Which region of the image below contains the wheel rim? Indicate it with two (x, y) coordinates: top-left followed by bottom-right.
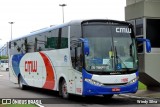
(62, 81), (68, 98)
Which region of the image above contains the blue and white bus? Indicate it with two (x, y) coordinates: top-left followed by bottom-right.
(9, 19), (151, 98)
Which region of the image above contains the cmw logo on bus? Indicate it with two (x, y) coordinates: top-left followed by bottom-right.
(116, 28), (131, 33)
(25, 61), (37, 72)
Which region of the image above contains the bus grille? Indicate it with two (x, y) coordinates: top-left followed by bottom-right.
(103, 83), (128, 86)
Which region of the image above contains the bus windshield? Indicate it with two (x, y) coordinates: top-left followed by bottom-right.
(82, 23), (138, 74)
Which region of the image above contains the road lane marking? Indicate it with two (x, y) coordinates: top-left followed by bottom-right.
(35, 103), (44, 107)
(0, 74), (3, 77)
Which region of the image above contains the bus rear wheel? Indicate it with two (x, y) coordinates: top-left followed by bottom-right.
(103, 94), (114, 99)
(18, 76), (26, 90)
(60, 80), (69, 99)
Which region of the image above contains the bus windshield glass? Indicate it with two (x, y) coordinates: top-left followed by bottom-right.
(82, 23), (138, 74)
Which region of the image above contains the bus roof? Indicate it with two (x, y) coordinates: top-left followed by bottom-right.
(10, 19), (131, 42)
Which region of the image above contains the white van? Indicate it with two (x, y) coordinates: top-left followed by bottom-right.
(0, 59), (9, 71)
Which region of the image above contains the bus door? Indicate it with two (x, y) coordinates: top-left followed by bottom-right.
(74, 70), (82, 95)
(68, 68), (75, 94)
(70, 43), (83, 95)
(70, 67), (82, 95)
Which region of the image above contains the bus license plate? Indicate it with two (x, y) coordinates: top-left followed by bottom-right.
(112, 88), (120, 92)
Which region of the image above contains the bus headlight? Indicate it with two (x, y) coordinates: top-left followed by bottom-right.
(128, 77), (139, 84)
(85, 78), (103, 86)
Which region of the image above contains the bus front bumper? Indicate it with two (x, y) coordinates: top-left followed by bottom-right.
(82, 80), (138, 96)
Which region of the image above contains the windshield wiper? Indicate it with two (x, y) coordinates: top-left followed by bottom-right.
(114, 46), (130, 72)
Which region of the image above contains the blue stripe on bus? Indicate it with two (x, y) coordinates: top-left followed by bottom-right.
(12, 54), (28, 85)
(82, 68), (92, 79)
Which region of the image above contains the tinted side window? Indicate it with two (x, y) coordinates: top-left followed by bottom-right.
(35, 29), (59, 51)
(70, 25), (83, 71)
(10, 38), (26, 55)
(10, 27), (68, 54)
(61, 27), (68, 49)
(45, 29), (59, 50)
(26, 36), (36, 53)
(147, 19), (160, 48)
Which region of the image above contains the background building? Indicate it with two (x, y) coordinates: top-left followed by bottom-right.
(0, 43), (8, 57)
(125, 0), (160, 89)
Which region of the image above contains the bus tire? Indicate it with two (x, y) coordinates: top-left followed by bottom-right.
(60, 79), (69, 99)
(103, 94), (114, 99)
(18, 75), (25, 90)
(6, 68), (9, 71)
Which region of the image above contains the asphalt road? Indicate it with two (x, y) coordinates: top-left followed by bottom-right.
(0, 71), (160, 107)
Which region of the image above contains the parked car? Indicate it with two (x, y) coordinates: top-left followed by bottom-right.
(0, 59), (9, 71)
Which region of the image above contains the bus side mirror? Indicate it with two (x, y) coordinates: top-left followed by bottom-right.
(79, 38), (89, 55)
(146, 40), (151, 53)
(136, 38), (151, 53)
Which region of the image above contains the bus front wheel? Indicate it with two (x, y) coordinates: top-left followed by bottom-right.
(60, 80), (69, 99)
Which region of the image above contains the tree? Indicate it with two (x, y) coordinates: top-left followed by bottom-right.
(0, 56), (8, 59)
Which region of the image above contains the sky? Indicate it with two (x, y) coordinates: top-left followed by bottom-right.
(0, 0), (126, 47)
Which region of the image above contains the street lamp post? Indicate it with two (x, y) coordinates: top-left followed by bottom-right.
(0, 39), (1, 57)
(8, 22), (14, 41)
(59, 4), (67, 23)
